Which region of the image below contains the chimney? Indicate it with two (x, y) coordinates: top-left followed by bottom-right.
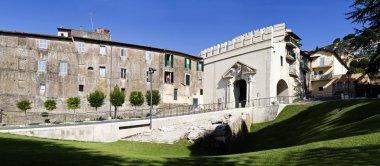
(95, 28), (110, 36)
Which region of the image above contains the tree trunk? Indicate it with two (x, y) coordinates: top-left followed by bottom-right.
(114, 106), (117, 119)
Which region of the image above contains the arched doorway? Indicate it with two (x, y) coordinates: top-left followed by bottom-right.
(277, 79), (289, 103)
(234, 79), (247, 108)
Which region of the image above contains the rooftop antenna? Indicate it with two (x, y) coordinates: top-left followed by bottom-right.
(89, 12), (94, 31)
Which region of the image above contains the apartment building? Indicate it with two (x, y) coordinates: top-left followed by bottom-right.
(0, 27), (204, 112)
(309, 49), (349, 97)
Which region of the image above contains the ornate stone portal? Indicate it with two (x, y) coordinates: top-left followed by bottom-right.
(222, 62), (256, 108)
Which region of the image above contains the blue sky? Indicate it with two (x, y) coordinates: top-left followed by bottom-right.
(0, 0), (359, 55)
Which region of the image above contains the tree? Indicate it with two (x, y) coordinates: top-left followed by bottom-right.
(16, 99), (31, 112)
(145, 90), (161, 106)
(44, 99), (57, 111)
(347, 0), (380, 75)
(16, 99), (31, 124)
(66, 97), (80, 113)
(342, 34), (356, 41)
(110, 85), (125, 119)
(333, 38), (341, 44)
(87, 90), (106, 111)
(129, 91), (144, 108)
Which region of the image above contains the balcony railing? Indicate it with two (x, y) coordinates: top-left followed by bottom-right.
(289, 67), (297, 77)
(312, 60), (333, 68)
(311, 73), (333, 81)
(285, 35), (300, 48)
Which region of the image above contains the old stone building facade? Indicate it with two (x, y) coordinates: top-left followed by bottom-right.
(200, 23), (309, 107)
(0, 28), (204, 112)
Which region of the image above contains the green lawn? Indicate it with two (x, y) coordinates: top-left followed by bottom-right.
(1, 99), (380, 166)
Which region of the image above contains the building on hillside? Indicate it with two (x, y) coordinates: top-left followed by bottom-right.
(200, 23), (306, 107)
(0, 27), (204, 112)
(309, 49), (349, 97)
(333, 73), (371, 98)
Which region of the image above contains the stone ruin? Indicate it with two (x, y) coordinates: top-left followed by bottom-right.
(124, 112), (252, 153)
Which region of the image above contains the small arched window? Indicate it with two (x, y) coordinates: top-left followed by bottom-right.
(88, 67), (94, 71)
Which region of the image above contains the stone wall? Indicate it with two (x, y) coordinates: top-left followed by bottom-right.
(0, 31), (203, 113)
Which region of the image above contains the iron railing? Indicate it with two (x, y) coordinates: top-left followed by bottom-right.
(1, 96), (298, 126)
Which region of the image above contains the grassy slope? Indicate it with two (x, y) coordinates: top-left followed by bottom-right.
(0, 99), (379, 166)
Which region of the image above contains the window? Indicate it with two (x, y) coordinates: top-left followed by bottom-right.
(121, 88), (126, 92)
(318, 70), (323, 75)
(120, 68), (127, 79)
(318, 87), (323, 91)
(99, 66), (106, 77)
(319, 57), (325, 66)
(120, 48), (128, 57)
(40, 83), (46, 91)
(280, 56), (283, 66)
(337, 82), (343, 91)
(185, 74), (191, 86)
(38, 60), (46, 72)
(200, 89), (203, 95)
(99, 46), (106, 55)
(39, 39), (47, 49)
(78, 42), (86, 53)
(59, 62), (68, 75)
(164, 71), (174, 84)
(146, 51), (153, 61)
(165, 54), (173, 67)
(79, 85), (84, 92)
(184, 58), (191, 69)
(174, 88), (178, 100)
(197, 61), (204, 71)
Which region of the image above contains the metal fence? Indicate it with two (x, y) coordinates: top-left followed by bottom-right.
(1, 96), (297, 126)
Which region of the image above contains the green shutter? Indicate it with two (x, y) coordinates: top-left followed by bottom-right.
(171, 72), (174, 84)
(202, 62), (204, 71)
(171, 54), (174, 67)
(196, 61), (199, 71)
(189, 59), (192, 69)
(165, 54), (169, 66)
(184, 58), (187, 68)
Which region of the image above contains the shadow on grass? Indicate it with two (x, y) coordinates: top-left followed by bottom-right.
(282, 144), (380, 166)
(0, 136), (129, 166)
(231, 99), (380, 153)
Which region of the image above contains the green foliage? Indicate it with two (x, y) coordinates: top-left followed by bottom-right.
(333, 38), (341, 44)
(349, 58), (370, 74)
(66, 97), (80, 111)
(110, 86), (125, 107)
(129, 91), (144, 107)
(347, 0), (380, 75)
(44, 100), (57, 111)
(16, 99), (31, 112)
(87, 90), (106, 110)
(145, 90), (161, 106)
(350, 67), (365, 74)
(1, 99), (380, 165)
(110, 86), (125, 119)
(342, 33), (355, 41)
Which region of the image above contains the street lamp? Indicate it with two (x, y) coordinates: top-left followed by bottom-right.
(147, 67), (156, 129)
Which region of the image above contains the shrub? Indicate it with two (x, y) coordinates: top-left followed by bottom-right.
(145, 90), (161, 106)
(87, 90), (106, 111)
(41, 112), (49, 118)
(110, 85), (125, 119)
(44, 100), (57, 111)
(67, 97), (80, 112)
(129, 91), (144, 107)
(16, 99), (31, 112)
